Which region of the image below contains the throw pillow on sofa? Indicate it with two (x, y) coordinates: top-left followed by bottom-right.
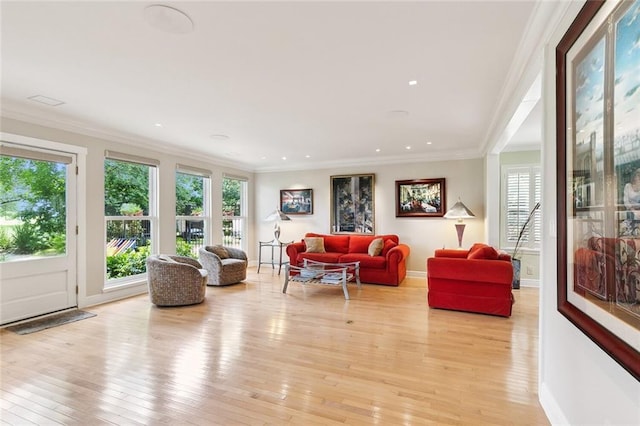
(381, 239), (397, 256)
(368, 238), (384, 256)
(467, 244), (499, 260)
(304, 237), (326, 253)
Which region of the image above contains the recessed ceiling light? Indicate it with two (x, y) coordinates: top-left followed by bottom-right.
(426, 141), (432, 145)
(305, 155), (311, 158)
(375, 148), (381, 152)
(154, 123), (163, 127)
(408, 80), (418, 86)
(28, 95), (65, 107)
(406, 146), (412, 150)
(143, 4), (194, 34)
(260, 156), (267, 160)
(282, 156), (287, 160)
(210, 134), (229, 141)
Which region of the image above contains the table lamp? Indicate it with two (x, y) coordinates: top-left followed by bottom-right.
(265, 207), (291, 244)
(444, 198), (475, 248)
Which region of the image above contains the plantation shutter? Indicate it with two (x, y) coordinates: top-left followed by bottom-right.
(506, 168), (530, 244)
(503, 165), (541, 250)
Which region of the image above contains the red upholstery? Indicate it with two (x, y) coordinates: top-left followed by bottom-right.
(286, 233), (409, 286)
(573, 236), (640, 304)
(467, 244), (499, 260)
(427, 244), (514, 317)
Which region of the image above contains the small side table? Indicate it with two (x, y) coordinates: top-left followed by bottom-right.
(257, 239), (292, 275)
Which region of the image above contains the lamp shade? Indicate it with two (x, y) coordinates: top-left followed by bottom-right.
(444, 199), (475, 219)
(265, 208), (291, 222)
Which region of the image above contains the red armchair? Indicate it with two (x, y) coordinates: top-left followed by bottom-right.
(426, 243), (514, 317)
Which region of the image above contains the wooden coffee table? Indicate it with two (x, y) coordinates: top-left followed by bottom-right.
(283, 259), (361, 300)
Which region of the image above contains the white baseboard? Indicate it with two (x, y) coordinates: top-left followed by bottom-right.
(79, 282), (148, 309)
(520, 278), (540, 287)
(539, 382), (570, 425)
(407, 270), (426, 279)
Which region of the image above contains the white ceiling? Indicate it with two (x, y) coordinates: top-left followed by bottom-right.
(1, 1), (542, 172)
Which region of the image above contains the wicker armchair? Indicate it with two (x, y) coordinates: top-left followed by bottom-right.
(198, 245), (248, 286)
(146, 255), (207, 306)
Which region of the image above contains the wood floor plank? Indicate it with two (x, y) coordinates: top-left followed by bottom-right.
(1, 270), (549, 425)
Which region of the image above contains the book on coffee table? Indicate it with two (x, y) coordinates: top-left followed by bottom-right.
(321, 273), (353, 284)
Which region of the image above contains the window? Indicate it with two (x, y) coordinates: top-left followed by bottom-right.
(176, 165), (211, 258)
(222, 176), (247, 250)
(104, 152), (158, 285)
(0, 145), (72, 262)
(502, 165), (541, 251)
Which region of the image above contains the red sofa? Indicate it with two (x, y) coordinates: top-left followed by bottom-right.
(286, 232), (410, 286)
(426, 243), (514, 317)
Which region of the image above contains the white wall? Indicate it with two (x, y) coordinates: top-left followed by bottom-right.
(255, 158), (486, 274)
(539, 2), (640, 424)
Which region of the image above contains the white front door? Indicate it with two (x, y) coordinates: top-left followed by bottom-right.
(0, 142), (77, 324)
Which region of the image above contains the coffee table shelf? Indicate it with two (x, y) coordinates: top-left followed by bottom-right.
(283, 259), (361, 300)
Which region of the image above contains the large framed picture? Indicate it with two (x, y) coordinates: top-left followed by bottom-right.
(557, 0), (639, 380)
(330, 174), (374, 234)
(395, 178), (445, 217)
(280, 189), (313, 215)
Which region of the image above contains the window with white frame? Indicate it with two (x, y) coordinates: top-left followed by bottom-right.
(104, 151), (158, 286)
(502, 165), (541, 251)
(222, 175), (247, 251)
(176, 165), (211, 258)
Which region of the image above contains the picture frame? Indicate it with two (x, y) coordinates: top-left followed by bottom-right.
(557, 0), (639, 380)
(330, 174), (374, 234)
(395, 178), (446, 217)
(280, 189), (313, 215)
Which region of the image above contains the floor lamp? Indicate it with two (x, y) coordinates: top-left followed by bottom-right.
(444, 198), (475, 248)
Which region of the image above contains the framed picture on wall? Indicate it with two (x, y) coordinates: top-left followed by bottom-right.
(280, 189), (313, 215)
(395, 178), (446, 217)
(330, 174), (374, 234)
(556, 0), (639, 380)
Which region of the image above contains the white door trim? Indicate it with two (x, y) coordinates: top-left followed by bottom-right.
(0, 132), (87, 319)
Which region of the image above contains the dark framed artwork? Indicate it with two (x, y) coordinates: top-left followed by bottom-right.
(557, 0), (639, 380)
(395, 178), (446, 217)
(280, 189), (313, 215)
(330, 174), (374, 234)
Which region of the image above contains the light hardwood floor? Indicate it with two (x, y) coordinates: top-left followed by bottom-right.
(1, 269), (549, 425)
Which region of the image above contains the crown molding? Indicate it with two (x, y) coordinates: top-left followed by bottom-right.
(1, 102), (254, 173)
(3, 102), (484, 174)
(481, 0), (573, 155)
(253, 148), (483, 173)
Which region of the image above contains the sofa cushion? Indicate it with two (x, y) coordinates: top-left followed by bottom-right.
(338, 253), (386, 269)
(348, 235), (376, 253)
(467, 244), (499, 260)
(306, 233), (350, 253)
(368, 238), (384, 256)
(209, 245), (229, 259)
(381, 239), (398, 256)
(297, 252), (342, 264)
(304, 237), (326, 253)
